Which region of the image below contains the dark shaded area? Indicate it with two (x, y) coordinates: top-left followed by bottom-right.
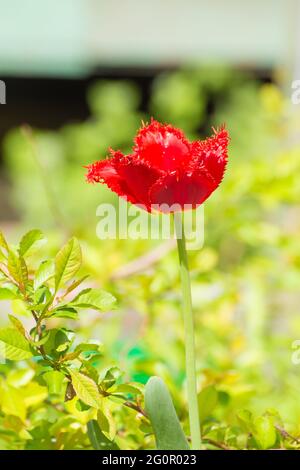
(0, 67), (162, 158)
(0, 66), (272, 220)
(0, 66), (273, 159)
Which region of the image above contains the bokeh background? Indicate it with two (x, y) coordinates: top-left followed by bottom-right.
(1, 0), (300, 449)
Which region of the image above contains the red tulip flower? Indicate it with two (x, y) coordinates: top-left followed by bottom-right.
(86, 119), (229, 212)
(85, 119), (229, 450)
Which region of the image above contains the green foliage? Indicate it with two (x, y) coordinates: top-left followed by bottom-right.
(87, 420), (119, 450)
(0, 231), (146, 450)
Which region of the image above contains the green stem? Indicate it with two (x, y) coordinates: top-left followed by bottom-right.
(174, 213), (201, 450)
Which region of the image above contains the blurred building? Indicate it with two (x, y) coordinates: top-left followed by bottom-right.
(0, 0), (298, 77)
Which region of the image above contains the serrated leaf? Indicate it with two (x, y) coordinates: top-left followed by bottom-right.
(145, 376), (190, 450)
(69, 370), (101, 409)
(0, 327), (32, 360)
(87, 420), (119, 450)
(34, 260), (54, 290)
(71, 288), (116, 311)
(55, 238), (82, 291)
(19, 229), (45, 257)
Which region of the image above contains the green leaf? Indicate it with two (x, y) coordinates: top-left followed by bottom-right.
(0, 231), (9, 252)
(237, 409), (253, 432)
(34, 260), (54, 291)
(69, 370), (101, 409)
(0, 327), (32, 360)
(0, 384), (26, 421)
(43, 328), (71, 358)
(19, 229), (45, 257)
(7, 251), (28, 289)
(43, 371), (65, 395)
(0, 287), (19, 300)
(64, 275), (89, 296)
(111, 384), (141, 396)
(198, 385), (218, 422)
(87, 420), (119, 450)
(80, 360), (99, 384)
(55, 238), (82, 291)
(100, 366), (122, 390)
(71, 288), (116, 311)
(50, 307), (78, 320)
(252, 416), (277, 450)
(145, 376), (190, 450)
(8, 314), (26, 337)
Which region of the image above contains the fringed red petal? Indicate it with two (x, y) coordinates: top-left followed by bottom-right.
(133, 119), (191, 172)
(190, 127), (229, 185)
(85, 121), (229, 213)
(149, 171), (216, 213)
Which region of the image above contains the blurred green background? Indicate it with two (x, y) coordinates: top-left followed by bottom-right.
(1, 0), (300, 450)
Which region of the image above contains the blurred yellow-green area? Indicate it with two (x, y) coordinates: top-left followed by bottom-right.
(1, 0), (300, 451)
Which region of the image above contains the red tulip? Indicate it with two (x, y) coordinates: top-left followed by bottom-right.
(85, 119), (229, 213)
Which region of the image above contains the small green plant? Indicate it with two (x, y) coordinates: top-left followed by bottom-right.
(0, 230), (147, 449)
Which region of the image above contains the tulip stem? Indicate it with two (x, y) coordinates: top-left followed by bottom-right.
(174, 212), (201, 450)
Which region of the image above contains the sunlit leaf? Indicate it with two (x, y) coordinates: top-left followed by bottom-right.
(0, 287), (19, 300)
(69, 370), (101, 409)
(0, 384), (26, 421)
(0, 231), (9, 253)
(7, 251), (28, 290)
(8, 314), (26, 337)
(55, 238), (82, 291)
(70, 288), (116, 311)
(252, 416), (277, 450)
(43, 371), (65, 395)
(19, 229), (45, 257)
(0, 327), (32, 360)
(34, 260), (54, 291)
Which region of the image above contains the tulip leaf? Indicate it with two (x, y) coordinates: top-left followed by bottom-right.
(145, 376), (189, 450)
